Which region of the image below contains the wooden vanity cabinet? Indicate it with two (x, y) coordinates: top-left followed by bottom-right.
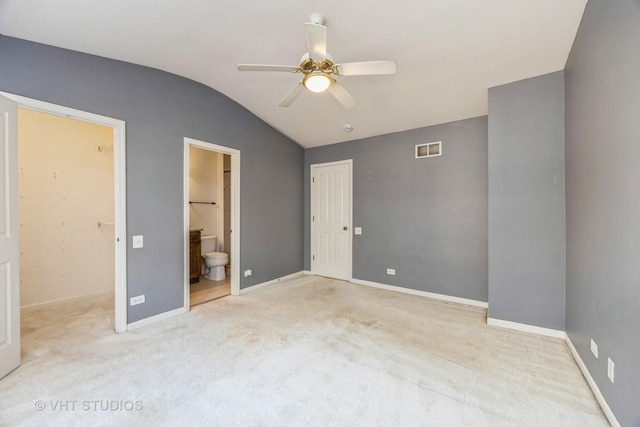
(189, 230), (202, 284)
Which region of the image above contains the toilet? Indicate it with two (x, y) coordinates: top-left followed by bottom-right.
(201, 235), (229, 281)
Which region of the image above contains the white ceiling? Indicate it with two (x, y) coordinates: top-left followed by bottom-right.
(0, 0), (587, 148)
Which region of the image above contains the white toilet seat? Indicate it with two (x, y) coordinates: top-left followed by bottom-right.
(205, 252), (228, 260)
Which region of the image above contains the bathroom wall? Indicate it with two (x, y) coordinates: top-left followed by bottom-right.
(18, 108), (115, 307)
(189, 146), (223, 249)
(223, 154), (231, 254)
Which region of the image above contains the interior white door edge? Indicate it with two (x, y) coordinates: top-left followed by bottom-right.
(0, 94), (20, 378)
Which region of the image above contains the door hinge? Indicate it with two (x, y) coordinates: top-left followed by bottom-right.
(312, 177), (315, 183)
(312, 255), (315, 261)
(312, 216), (315, 222)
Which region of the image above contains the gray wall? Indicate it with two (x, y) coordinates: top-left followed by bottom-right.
(487, 71), (566, 330)
(0, 36), (304, 323)
(305, 117), (488, 302)
(565, 1), (640, 425)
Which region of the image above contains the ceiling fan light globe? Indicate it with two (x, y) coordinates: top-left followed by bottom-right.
(303, 73), (332, 93)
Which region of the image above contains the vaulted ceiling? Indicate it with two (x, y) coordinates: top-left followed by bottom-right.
(0, 0), (587, 148)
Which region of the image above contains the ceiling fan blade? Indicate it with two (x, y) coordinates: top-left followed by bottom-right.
(328, 81), (358, 109)
(336, 60), (397, 76)
(278, 82), (305, 108)
(305, 23), (327, 62)
(238, 64), (299, 73)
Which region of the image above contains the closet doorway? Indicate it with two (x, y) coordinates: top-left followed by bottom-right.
(1, 92), (127, 333)
(183, 138), (240, 308)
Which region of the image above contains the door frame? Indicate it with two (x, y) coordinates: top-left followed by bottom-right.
(0, 92), (128, 333)
(183, 137), (241, 308)
(310, 159), (353, 280)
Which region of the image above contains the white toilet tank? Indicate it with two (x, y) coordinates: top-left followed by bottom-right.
(201, 235), (217, 255)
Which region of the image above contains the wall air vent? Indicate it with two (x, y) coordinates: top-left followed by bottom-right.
(415, 141), (442, 159)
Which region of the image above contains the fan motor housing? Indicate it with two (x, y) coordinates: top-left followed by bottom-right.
(299, 53), (335, 75)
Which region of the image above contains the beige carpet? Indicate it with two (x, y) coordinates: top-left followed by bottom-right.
(0, 275), (608, 426)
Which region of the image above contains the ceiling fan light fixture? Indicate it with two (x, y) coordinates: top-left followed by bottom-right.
(237, 15), (396, 108)
(303, 72), (332, 93)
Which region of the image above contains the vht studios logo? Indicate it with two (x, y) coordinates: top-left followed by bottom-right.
(35, 400), (143, 412)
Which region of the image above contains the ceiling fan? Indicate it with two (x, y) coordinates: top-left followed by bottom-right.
(237, 14), (397, 109)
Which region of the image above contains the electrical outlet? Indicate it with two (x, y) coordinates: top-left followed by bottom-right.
(590, 339), (599, 358)
(244, 269), (253, 277)
(386, 268), (396, 275)
(130, 295), (145, 306)
(132, 235), (144, 249)
(608, 358), (615, 383)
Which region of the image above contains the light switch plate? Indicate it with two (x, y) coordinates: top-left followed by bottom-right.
(354, 227), (362, 235)
(132, 235), (144, 249)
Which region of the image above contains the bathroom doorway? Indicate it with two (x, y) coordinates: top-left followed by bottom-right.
(2, 92), (127, 333)
(183, 138), (240, 308)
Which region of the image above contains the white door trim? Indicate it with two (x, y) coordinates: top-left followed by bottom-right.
(183, 137), (241, 308)
(0, 92), (128, 333)
(310, 159), (353, 280)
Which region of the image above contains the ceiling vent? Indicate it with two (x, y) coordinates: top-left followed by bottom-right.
(415, 141), (442, 159)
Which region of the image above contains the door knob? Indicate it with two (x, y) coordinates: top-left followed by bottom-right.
(343, 226), (348, 231)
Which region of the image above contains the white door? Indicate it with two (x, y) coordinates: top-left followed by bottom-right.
(0, 95), (20, 378)
(311, 160), (352, 280)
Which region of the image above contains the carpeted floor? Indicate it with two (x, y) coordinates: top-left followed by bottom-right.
(0, 275), (608, 426)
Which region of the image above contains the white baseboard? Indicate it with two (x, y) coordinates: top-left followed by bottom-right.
(566, 336), (620, 427)
(302, 270), (313, 275)
(349, 278), (488, 308)
(240, 271), (305, 295)
(21, 290), (113, 312)
(126, 306), (187, 331)
(486, 317), (566, 339)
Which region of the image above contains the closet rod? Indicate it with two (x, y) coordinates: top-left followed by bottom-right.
(189, 201), (216, 205)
